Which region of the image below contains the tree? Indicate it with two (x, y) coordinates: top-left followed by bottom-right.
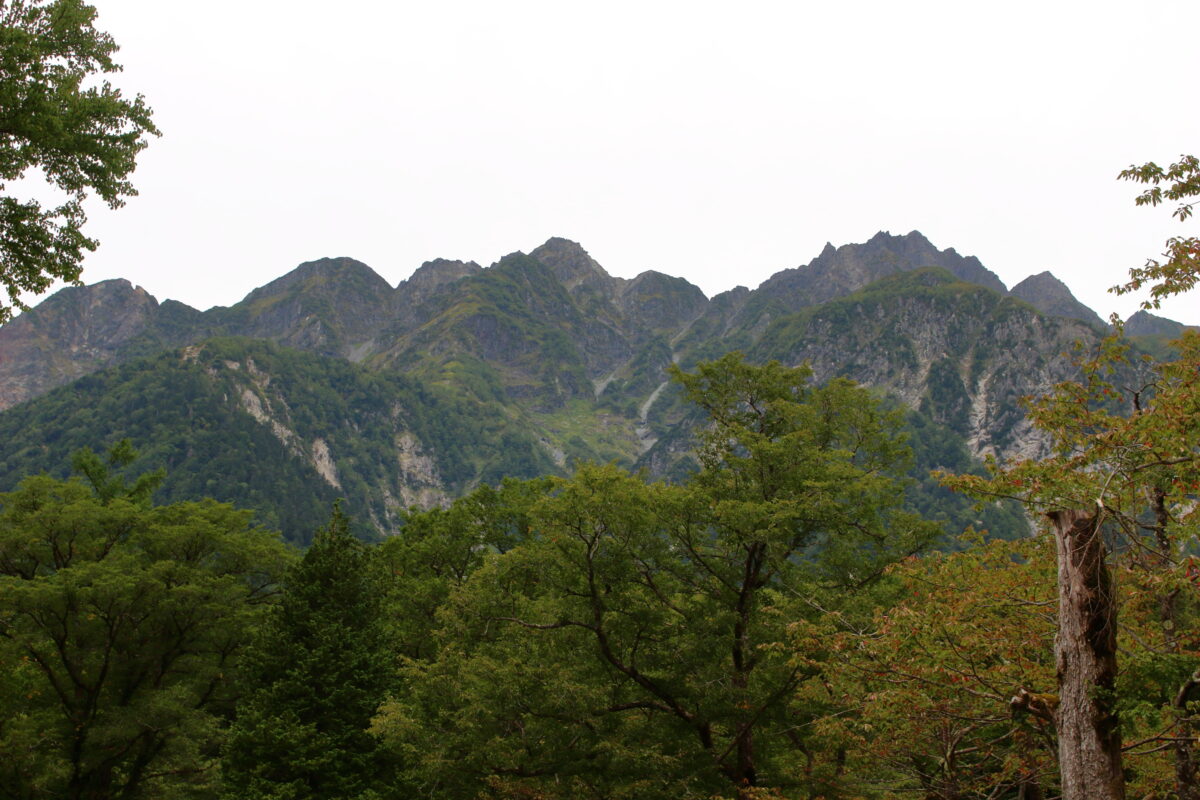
(0, 0), (158, 321)
(0, 448), (293, 799)
(379, 477), (546, 662)
(819, 534), (1060, 800)
(1112, 154), (1200, 307)
(221, 505), (397, 800)
(943, 154), (1200, 800)
(376, 355), (937, 799)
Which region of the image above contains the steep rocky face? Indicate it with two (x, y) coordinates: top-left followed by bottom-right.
(0, 233), (1126, 545)
(377, 253), (599, 406)
(695, 231), (1010, 361)
(752, 268), (1098, 461)
(526, 238), (634, 372)
(399, 258), (482, 299)
(380, 242), (711, 409)
(529, 237), (624, 299)
(0, 230), (1123, 473)
(0, 279), (198, 410)
(672, 286), (753, 359)
(1010, 271), (1106, 330)
(618, 271), (708, 335)
(0, 338), (568, 541)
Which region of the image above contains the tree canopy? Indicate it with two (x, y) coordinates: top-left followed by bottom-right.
(0, 447), (292, 799)
(221, 505), (397, 800)
(942, 153), (1200, 800)
(375, 355), (939, 799)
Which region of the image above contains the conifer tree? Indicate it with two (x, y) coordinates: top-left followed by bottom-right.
(221, 505), (395, 800)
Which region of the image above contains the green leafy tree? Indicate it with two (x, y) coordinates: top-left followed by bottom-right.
(0, 448), (293, 799)
(221, 505), (397, 800)
(0, 0), (158, 320)
(376, 355), (938, 799)
(943, 155), (1200, 800)
(380, 478), (546, 662)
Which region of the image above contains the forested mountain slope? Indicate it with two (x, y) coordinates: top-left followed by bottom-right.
(0, 338), (556, 542)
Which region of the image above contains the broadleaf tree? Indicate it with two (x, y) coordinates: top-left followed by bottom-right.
(375, 354), (939, 800)
(0, 0), (159, 321)
(0, 450), (293, 800)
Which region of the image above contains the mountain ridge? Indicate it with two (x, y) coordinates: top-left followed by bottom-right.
(0, 230), (1169, 542)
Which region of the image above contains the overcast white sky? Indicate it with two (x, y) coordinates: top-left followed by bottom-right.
(40, 0), (1200, 323)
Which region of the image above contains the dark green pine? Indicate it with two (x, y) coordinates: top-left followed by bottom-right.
(221, 505), (396, 800)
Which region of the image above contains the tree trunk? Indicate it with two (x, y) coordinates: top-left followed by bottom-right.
(1174, 670), (1200, 800)
(1048, 509), (1124, 800)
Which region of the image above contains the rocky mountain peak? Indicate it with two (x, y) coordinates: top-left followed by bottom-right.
(0, 279), (166, 410)
(529, 237), (620, 295)
(400, 258), (482, 296)
(869, 230), (1007, 294)
(618, 270), (708, 333)
(215, 257), (395, 359)
(0, 278), (159, 344)
(240, 257), (390, 306)
(1010, 271), (1106, 329)
(752, 230), (1007, 313)
(1124, 310), (1196, 337)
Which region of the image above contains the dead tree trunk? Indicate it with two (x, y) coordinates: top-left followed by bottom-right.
(1048, 509), (1124, 800)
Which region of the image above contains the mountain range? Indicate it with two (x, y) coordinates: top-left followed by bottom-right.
(0, 230), (1184, 542)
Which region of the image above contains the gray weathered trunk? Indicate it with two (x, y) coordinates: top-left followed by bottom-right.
(1049, 509), (1124, 800)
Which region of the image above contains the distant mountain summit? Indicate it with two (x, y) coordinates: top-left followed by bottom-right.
(399, 258), (482, 301)
(755, 230), (1007, 307)
(209, 257), (394, 357)
(529, 237), (621, 296)
(1010, 271), (1107, 330)
(1124, 309), (1197, 337)
(0, 278), (199, 409)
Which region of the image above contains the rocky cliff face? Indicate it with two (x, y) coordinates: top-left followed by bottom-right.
(753, 269), (1097, 460)
(209, 257), (395, 359)
(749, 229), (1006, 313)
(400, 258), (483, 300)
(1124, 309), (1196, 337)
(0, 279), (198, 409)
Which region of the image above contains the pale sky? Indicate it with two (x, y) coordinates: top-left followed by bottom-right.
(33, 0), (1200, 323)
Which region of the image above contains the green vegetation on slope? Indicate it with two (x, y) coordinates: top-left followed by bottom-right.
(0, 338), (558, 543)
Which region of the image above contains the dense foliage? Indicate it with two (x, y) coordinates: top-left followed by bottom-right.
(0, 320), (1196, 798)
(221, 506), (396, 800)
(0, 445), (292, 799)
(0, 0), (158, 320)
(941, 153), (1200, 800)
(0, 331), (1026, 545)
(373, 355), (939, 800)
